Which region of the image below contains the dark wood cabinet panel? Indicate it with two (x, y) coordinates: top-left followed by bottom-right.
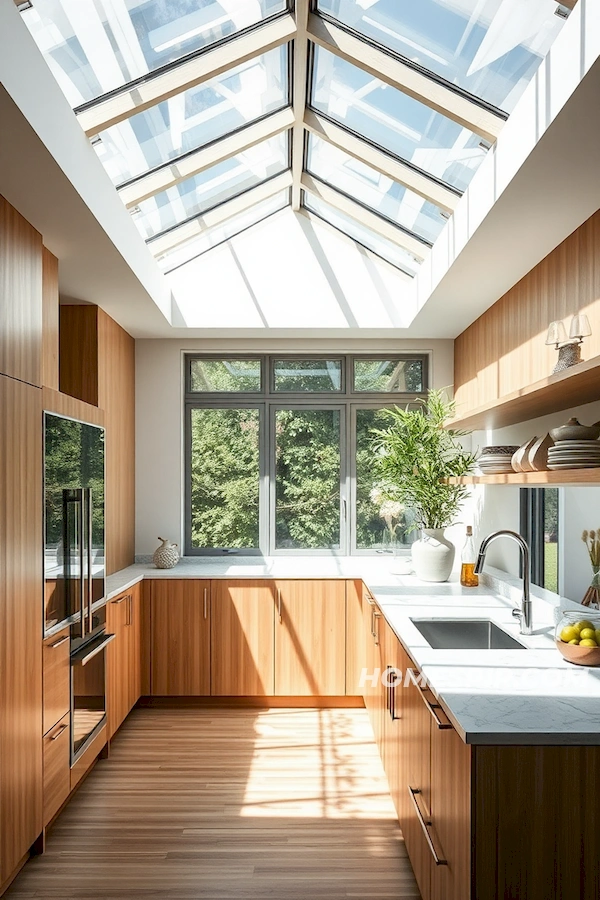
(211, 580), (275, 696)
(42, 629), (70, 737)
(0, 374), (43, 885)
(151, 581), (210, 696)
(0, 196), (43, 386)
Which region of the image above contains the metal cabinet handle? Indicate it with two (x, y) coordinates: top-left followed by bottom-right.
(277, 588), (282, 623)
(203, 587), (208, 620)
(373, 611), (381, 646)
(408, 787), (448, 867)
(112, 596), (126, 605)
(407, 668), (452, 730)
(48, 635), (69, 649)
(387, 667), (401, 721)
(50, 723), (69, 742)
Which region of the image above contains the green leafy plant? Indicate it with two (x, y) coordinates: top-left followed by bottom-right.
(370, 389), (477, 531)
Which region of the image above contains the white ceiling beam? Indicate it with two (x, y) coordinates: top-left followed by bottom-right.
(77, 14), (297, 137)
(301, 172), (428, 259)
(118, 107), (294, 208)
(307, 13), (504, 144)
(148, 169), (293, 256)
(303, 110), (459, 214)
(291, 0), (310, 210)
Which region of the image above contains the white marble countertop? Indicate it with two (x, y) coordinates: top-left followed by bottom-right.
(105, 557), (600, 745)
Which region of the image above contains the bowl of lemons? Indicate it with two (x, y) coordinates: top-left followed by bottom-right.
(555, 610), (600, 666)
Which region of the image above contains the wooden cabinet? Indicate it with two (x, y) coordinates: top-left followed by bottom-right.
(107, 584), (142, 737)
(274, 580), (346, 696)
(42, 629), (70, 737)
(345, 579), (365, 695)
(42, 714), (70, 827)
(0, 196), (43, 386)
(150, 580), (210, 696)
(211, 580), (275, 695)
(0, 375), (43, 887)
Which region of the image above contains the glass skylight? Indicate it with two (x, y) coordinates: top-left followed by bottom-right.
(156, 190), (289, 270)
(21, 0), (288, 108)
(316, 0), (566, 114)
(303, 192), (420, 275)
(134, 131), (288, 240)
(306, 133), (447, 245)
(95, 47), (288, 187)
(310, 45), (487, 193)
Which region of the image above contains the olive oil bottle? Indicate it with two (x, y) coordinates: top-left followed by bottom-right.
(460, 526), (479, 587)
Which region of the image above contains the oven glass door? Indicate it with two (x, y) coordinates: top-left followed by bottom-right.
(71, 619), (114, 762)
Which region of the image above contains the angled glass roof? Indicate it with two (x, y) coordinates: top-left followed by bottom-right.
(306, 133), (447, 245)
(97, 46), (289, 187)
(132, 131), (289, 239)
(316, 0), (566, 114)
(19, 0), (571, 280)
(21, 0), (288, 107)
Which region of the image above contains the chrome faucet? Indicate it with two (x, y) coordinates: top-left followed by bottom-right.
(474, 530), (533, 635)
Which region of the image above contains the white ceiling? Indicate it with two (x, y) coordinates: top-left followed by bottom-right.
(0, 0), (598, 340)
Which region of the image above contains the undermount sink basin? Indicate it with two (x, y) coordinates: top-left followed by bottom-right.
(411, 618), (526, 650)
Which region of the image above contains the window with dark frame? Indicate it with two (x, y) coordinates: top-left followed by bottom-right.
(185, 353), (428, 556)
(520, 488), (559, 593)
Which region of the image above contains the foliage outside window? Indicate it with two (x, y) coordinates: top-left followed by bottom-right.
(185, 354), (428, 555)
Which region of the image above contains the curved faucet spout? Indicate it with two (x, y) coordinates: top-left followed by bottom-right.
(474, 530), (532, 636)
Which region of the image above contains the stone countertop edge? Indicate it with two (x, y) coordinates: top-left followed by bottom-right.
(104, 558), (600, 746)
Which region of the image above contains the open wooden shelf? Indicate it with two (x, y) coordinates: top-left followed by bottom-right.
(448, 354), (600, 431)
(448, 469), (600, 486)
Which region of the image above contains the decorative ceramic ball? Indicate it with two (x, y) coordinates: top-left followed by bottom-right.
(153, 537), (180, 569)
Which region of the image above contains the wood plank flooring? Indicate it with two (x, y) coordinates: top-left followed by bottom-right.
(7, 707), (420, 899)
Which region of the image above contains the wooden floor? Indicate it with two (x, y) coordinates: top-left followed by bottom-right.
(7, 707), (420, 899)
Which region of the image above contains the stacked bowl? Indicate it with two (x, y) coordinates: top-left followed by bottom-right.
(477, 446), (520, 474)
(547, 418), (600, 470)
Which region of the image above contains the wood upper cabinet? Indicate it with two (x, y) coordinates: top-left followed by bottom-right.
(211, 580), (275, 696)
(151, 580), (210, 696)
(0, 375), (43, 886)
(42, 628), (70, 736)
(107, 583), (143, 736)
(0, 196), (43, 386)
(274, 580), (346, 696)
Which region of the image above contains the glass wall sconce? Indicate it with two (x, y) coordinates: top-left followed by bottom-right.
(546, 315), (592, 374)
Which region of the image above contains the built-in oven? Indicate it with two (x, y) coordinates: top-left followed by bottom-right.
(70, 604), (114, 763)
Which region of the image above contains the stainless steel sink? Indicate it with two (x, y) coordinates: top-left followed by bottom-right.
(411, 618), (526, 650)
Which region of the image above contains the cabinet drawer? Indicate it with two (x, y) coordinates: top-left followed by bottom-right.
(43, 629), (71, 735)
(43, 713), (70, 826)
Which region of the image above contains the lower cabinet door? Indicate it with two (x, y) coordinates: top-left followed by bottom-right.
(430, 718), (472, 900)
(151, 580), (211, 696)
(42, 628), (71, 736)
(274, 580), (346, 696)
(211, 580), (275, 695)
(43, 713), (71, 826)
(128, 584), (142, 710)
(107, 594), (129, 739)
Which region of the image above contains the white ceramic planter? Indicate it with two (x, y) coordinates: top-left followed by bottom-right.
(411, 529), (455, 583)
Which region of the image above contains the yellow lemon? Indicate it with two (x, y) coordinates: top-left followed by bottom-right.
(568, 639), (580, 645)
(575, 620), (595, 633)
(595, 629), (600, 644)
(560, 625), (579, 642)
(580, 628), (596, 641)
(579, 638), (598, 648)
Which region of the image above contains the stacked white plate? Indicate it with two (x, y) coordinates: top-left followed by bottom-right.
(547, 440), (600, 470)
(477, 446), (519, 474)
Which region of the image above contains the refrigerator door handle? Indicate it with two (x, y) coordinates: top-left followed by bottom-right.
(86, 488), (94, 634)
(76, 491), (85, 640)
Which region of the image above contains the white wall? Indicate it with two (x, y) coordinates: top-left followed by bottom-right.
(135, 338), (454, 557)
(470, 398), (600, 600)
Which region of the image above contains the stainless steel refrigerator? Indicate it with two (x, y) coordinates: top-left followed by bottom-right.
(44, 412), (113, 762)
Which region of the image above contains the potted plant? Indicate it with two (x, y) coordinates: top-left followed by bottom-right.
(371, 389), (477, 582)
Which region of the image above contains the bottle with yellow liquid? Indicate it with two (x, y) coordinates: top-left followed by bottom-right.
(460, 526), (479, 587)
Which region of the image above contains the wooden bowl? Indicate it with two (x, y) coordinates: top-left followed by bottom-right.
(555, 640), (600, 666)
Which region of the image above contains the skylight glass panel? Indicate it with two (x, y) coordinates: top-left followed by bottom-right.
(20, 0), (288, 108)
(303, 192), (420, 275)
(156, 190), (289, 270)
(135, 132), (288, 240)
(306, 134), (447, 245)
(316, 0), (566, 114)
(94, 46), (288, 186)
(310, 46), (487, 192)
